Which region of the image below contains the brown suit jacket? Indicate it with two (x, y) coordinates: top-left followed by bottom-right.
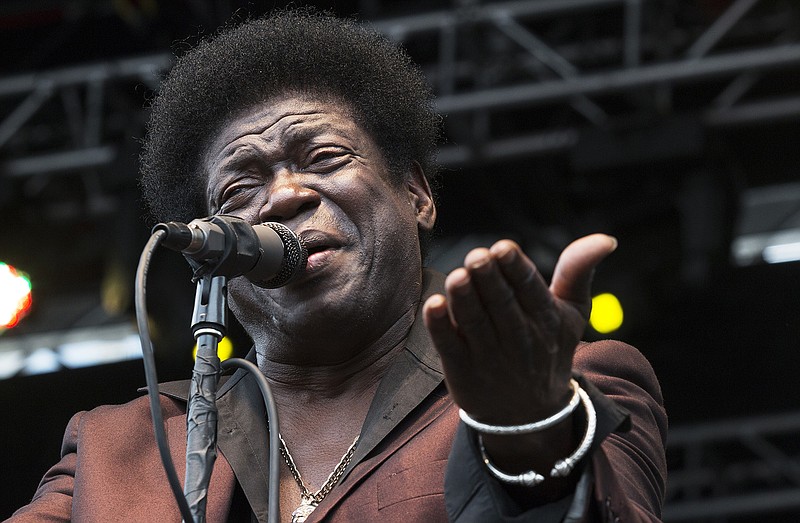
(8, 270), (667, 522)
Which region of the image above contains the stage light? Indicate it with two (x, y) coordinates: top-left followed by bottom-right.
(192, 336), (234, 362)
(0, 262), (32, 330)
(589, 292), (624, 334)
(762, 241), (800, 264)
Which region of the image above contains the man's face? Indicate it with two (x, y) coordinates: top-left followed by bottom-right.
(202, 95), (435, 359)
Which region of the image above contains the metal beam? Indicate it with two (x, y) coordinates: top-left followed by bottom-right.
(435, 43), (800, 113)
(436, 94), (800, 166)
(623, 0), (642, 67)
(1, 146), (117, 177)
(491, 13), (608, 124)
(372, 0), (626, 39)
(686, 0), (760, 59)
(666, 410), (800, 521)
(664, 488), (800, 521)
(0, 83), (53, 147)
(0, 54), (172, 98)
(705, 95), (800, 127)
(668, 410), (800, 446)
(437, 128), (578, 165)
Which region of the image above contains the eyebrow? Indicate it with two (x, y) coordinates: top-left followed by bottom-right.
(281, 119), (353, 145)
(215, 145), (262, 173)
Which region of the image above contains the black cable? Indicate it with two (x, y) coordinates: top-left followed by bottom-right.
(138, 231), (281, 521)
(221, 358), (281, 523)
(135, 230), (195, 522)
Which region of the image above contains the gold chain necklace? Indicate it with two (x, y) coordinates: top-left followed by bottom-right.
(279, 434), (359, 523)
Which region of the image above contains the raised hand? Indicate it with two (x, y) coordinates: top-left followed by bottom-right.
(423, 234), (617, 493)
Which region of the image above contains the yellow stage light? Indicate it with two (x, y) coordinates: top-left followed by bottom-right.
(589, 292), (624, 334)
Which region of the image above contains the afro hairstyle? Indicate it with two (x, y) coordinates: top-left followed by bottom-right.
(139, 8), (441, 228)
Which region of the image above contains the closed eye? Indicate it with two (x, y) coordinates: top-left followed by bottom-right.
(218, 182), (261, 213)
(304, 147), (351, 173)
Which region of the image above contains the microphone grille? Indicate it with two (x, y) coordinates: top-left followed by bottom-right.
(258, 222), (308, 288)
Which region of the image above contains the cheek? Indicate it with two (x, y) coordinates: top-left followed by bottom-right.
(224, 279), (281, 336)
(226, 278), (269, 315)
(225, 279), (252, 316)
(370, 204), (421, 258)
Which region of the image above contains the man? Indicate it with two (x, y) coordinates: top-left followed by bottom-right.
(9, 9), (666, 522)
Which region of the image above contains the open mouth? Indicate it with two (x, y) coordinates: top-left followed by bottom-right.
(305, 243), (329, 257)
(299, 232), (340, 271)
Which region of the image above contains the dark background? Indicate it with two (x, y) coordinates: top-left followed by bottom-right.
(2, 1), (800, 520)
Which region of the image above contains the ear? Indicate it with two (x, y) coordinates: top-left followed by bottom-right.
(406, 161), (436, 232)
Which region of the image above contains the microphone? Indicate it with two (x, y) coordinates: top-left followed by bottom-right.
(152, 215), (308, 288)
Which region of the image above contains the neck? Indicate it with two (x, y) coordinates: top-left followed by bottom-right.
(255, 305), (415, 403)
(260, 307), (416, 496)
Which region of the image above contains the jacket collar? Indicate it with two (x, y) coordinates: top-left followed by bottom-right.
(154, 268), (447, 522)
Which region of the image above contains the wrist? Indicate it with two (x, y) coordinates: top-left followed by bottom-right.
(459, 379), (581, 435)
(470, 383), (597, 486)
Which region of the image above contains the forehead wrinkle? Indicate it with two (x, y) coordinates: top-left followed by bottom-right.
(216, 110), (339, 161)
(239, 108), (321, 136)
(241, 109), (332, 141)
(275, 109), (358, 138)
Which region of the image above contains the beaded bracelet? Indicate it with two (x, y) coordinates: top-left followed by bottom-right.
(459, 379), (581, 435)
(478, 384), (597, 487)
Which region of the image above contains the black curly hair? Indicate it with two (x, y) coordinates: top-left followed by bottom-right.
(139, 8), (441, 233)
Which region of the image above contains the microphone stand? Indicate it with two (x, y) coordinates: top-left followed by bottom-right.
(184, 274), (227, 523)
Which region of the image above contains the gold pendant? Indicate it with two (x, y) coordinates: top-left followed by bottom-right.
(291, 498), (317, 523)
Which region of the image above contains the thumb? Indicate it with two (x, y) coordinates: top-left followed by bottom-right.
(550, 234), (617, 307)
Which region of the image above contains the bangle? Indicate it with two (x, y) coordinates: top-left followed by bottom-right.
(478, 383), (597, 486)
(459, 379), (580, 435)
(479, 438), (545, 487)
(550, 385), (596, 477)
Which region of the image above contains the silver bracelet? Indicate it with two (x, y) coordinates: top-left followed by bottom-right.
(479, 440), (546, 487)
(459, 379), (580, 435)
(550, 385), (596, 477)
(478, 383), (597, 487)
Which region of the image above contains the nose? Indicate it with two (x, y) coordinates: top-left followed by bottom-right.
(258, 172), (321, 222)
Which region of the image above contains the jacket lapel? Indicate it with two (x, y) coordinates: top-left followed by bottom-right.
(215, 366), (274, 521)
(306, 269), (448, 521)
(343, 269), (446, 475)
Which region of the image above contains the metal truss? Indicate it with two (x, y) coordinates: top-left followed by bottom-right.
(665, 410), (800, 521)
(370, 0), (800, 165)
(0, 55), (169, 179)
(2, 0), (800, 179)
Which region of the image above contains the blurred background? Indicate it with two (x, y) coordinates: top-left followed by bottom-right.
(1, 0), (800, 520)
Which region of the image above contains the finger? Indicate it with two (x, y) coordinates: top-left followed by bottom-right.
(490, 240), (559, 328)
(422, 293), (464, 357)
(423, 293), (480, 408)
(462, 247), (532, 349)
(550, 233), (617, 306)
(442, 268), (498, 352)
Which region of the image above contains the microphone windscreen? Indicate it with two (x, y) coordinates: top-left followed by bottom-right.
(249, 222), (308, 288)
